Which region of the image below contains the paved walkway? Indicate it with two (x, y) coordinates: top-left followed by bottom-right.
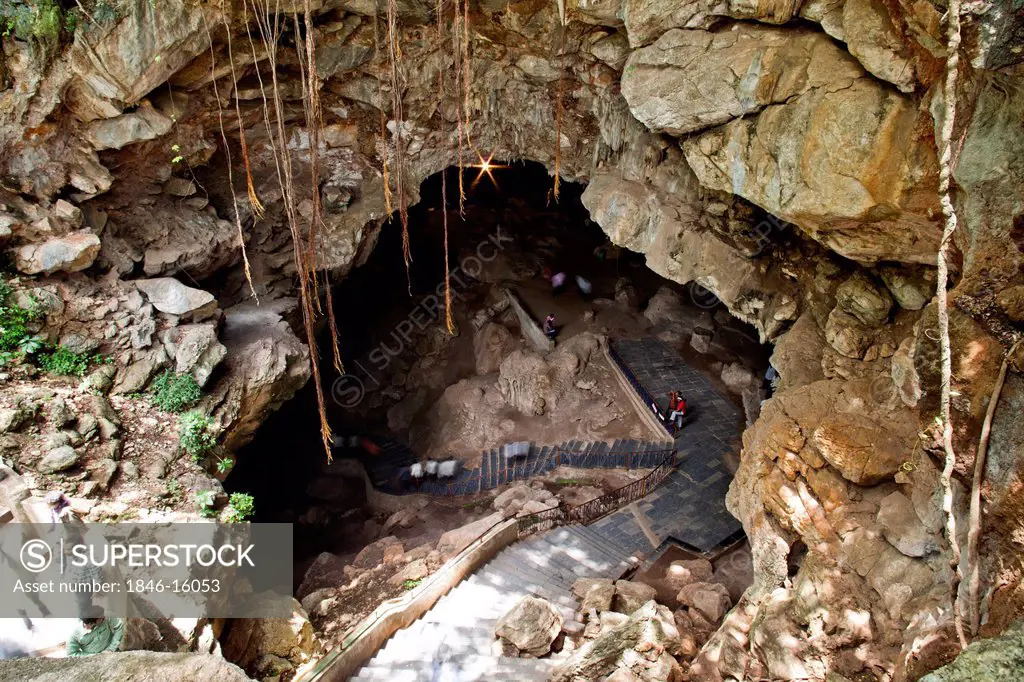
(591, 339), (744, 556)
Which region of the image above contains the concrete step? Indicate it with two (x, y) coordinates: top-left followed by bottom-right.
(549, 525), (630, 564)
(535, 531), (627, 575)
(483, 555), (578, 600)
(353, 654), (555, 682)
(570, 524), (634, 565)
(518, 539), (597, 580)
(376, 623), (495, 663)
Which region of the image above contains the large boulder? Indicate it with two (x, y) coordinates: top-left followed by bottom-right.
(37, 445), (80, 474)
(613, 580), (658, 615)
(683, 78), (941, 265)
(676, 581), (733, 623)
(552, 601), (682, 682)
(473, 323), (518, 375)
(622, 26), (863, 136)
(219, 598), (321, 681)
(494, 596), (564, 657)
(14, 232), (101, 275)
(834, 272), (893, 327)
(169, 324), (227, 388)
(498, 350), (550, 416)
(573, 578), (616, 612)
(664, 558), (713, 592)
(135, 278), (217, 319)
(208, 301), (311, 451)
(435, 512), (505, 559)
(0, 651), (252, 681)
(919, 620), (1024, 681)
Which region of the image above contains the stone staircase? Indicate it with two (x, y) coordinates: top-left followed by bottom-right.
(350, 525), (636, 682)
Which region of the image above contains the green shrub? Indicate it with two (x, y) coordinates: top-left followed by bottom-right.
(223, 492), (254, 523)
(179, 410), (217, 461)
(194, 490), (217, 518)
(0, 280), (39, 353)
(402, 578), (422, 591)
(150, 370), (201, 412)
(38, 346), (91, 376)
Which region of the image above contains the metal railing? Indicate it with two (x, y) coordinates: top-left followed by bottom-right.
(608, 343), (674, 437)
(517, 448), (676, 537)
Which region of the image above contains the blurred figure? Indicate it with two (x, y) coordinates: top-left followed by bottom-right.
(66, 610), (124, 657)
(543, 314), (558, 340)
(575, 276), (592, 301)
(551, 272), (567, 295)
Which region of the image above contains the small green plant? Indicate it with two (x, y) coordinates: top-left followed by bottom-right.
(150, 370), (201, 412)
(38, 345), (91, 376)
(554, 478), (588, 487)
(164, 479), (182, 504)
(0, 280), (40, 355)
(195, 490), (217, 518)
(223, 492), (255, 523)
(460, 497), (492, 510)
(179, 410), (217, 462)
(402, 578), (423, 591)
(215, 457), (232, 475)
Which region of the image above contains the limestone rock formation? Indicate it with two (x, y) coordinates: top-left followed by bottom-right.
(552, 600), (682, 682)
(219, 598), (321, 681)
(682, 78), (941, 265)
(494, 596), (564, 657)
(0, 652), (252, 681)
(622, 25), (863, 136)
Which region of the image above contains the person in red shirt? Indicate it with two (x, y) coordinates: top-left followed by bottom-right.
(667, 392), (687, 431)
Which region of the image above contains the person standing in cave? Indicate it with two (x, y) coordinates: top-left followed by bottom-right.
(543, 313), (558, 340)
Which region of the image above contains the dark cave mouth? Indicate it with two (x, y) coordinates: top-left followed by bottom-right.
(226, 160), (769, 566)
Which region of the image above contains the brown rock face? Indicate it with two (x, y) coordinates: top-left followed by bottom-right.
(682, 78), (941, 264)
(622, 25), (863, 136)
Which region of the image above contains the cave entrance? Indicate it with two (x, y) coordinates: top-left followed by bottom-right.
(227, 160), (768, 579)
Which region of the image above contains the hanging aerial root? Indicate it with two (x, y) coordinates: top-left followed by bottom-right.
(967, 338), (1021, 635)
(204, 3), (258, 303)
(934, 0), (967, 651)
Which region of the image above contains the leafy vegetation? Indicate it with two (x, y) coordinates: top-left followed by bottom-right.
(402, 578), (423, 591)
(0, 280), (40, 359)
(223, 492), (254, 523)
(38, 345), (91, 376)
(0, 0), (75, 43)
(194, 490), (217, 518)
(149, 370), (201, 412)
(179, 410), (217, 462)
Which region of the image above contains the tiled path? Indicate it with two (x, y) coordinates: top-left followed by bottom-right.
(591, 339), (745, 556)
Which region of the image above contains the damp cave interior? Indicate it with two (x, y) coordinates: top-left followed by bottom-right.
(227, 160), (771, 585)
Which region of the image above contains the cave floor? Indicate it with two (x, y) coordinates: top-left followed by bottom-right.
(590, 338), (745, 556)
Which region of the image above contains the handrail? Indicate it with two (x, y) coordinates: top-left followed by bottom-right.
(608, 343), (674, 438)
